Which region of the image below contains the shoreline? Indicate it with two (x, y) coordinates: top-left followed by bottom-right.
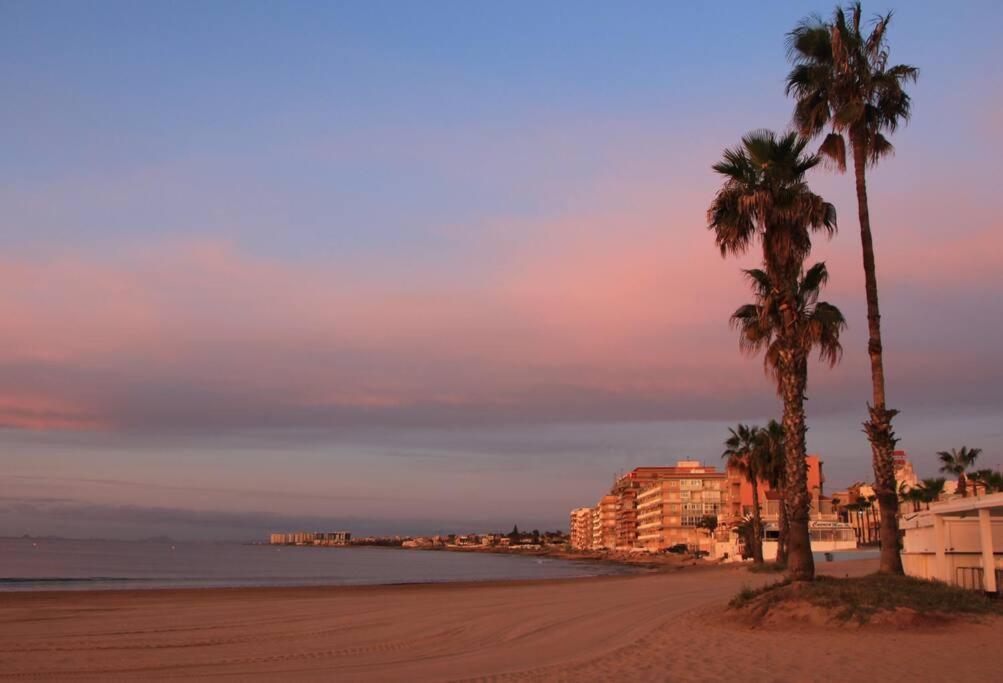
(0, 560), (719, 599)
(0, 568), (650, 600)
(3, 558), (1000, 681)
(1, 542), (700, 596)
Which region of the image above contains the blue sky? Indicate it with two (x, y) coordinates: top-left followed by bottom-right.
(1, 1), (1001, 539)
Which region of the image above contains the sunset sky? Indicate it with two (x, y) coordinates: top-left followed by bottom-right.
(2, 1), (1002, 539)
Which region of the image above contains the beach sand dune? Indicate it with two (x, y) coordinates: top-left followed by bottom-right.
(0, 559), (999, 681)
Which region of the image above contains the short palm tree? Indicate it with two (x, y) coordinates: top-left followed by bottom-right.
(898, 481), (923, 513)
(937, 447), (981, 497)
(708, 129), (836, 582)
(787, 3), (918, 576)
(918, 477), (946, 509)
(723, 424), (764, 564)
(756, 420), (787, 565)
(970, 469), (1003, 495)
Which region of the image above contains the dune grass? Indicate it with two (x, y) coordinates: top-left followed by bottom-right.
(731, 573), (1003, 623)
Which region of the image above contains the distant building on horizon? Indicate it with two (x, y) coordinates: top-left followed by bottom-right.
(268, 531), (351, 546)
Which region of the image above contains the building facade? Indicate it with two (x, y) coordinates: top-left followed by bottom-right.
(570, 453), (856, 557)
(591, 495), (617, 549)
(569, 507), (593, 550)
(634, 463), (728, 552)
(611, 465), (723, 549)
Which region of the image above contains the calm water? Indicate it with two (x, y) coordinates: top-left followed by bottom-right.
(0, 538), (628, 591)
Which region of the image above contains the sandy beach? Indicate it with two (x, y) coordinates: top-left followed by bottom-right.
(1, 558), (1000, 681)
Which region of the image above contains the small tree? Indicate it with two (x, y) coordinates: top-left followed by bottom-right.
(508, 525), (521, 544)
(733, 516), (757, 560)
(696, 515), (719, 536)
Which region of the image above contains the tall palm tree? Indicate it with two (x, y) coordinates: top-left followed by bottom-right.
(937, 446), (981, 498)
(756, 420), (788, 565)
(786, 3), (918, 575)
(723, 424), (764, 564)
(708, 129), (837, 582)
(731, 262), (845, 579)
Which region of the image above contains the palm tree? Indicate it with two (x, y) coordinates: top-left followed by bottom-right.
(731, 262), (845, 579)
(970, 469), (1003, 494)
(937, 447), (981, 497)
(846, 497), (866, 542)
(723, 424), (764, 564)
(708, 129), (837, 582)
(787, 3), (918, 576)
(918, 477), (946, 509)
(756, 420), (788, 565)
(898, 481), (922, 513)
(866, 494), (877, 543)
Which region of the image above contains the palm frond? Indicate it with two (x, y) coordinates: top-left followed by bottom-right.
(785, 3), (917, 167)
(817, 132), (847, 171)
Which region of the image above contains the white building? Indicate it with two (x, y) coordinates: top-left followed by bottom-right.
(900, 491), (1003, 594)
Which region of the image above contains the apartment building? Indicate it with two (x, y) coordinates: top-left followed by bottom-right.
(591, 495), (617, 549)
(634, 462), (728, 551)
(611, 466), (712, 549)
(569, 507), (593, 550)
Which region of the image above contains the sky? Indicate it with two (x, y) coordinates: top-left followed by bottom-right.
(2, 1), (1002, 540)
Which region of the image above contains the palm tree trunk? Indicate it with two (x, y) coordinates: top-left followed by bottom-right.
(750, 472), (764, 564)
(776, 491), (789, 566)
(959, 472), (967, 498)
(852, 136), (903, 575)
(780, 350), (813, 581)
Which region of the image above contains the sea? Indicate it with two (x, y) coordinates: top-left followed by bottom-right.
(0, 538), (629, 592)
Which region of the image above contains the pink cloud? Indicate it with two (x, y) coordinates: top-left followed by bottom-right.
(1, 169), (999, 433)
(0, 393), (104, 431)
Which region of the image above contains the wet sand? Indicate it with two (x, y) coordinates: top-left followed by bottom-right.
(1, 559), (999, 681)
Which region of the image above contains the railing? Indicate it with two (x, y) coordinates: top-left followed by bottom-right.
(955, 566), (1003, 592)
